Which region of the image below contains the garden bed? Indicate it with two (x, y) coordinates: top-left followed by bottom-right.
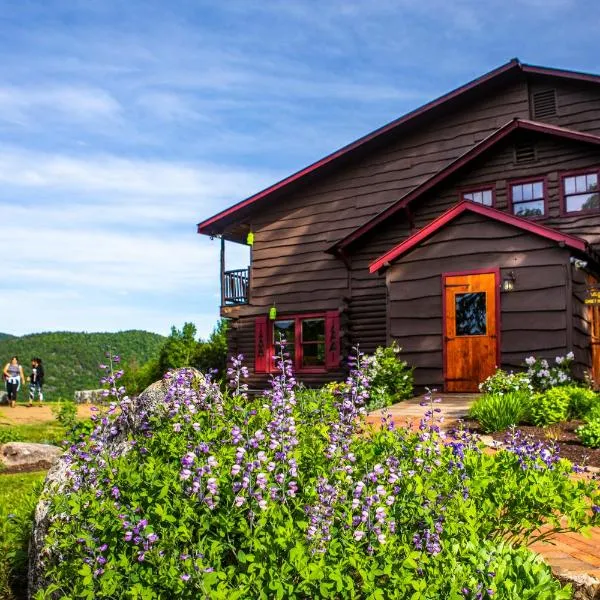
(464, 419), (600, 468)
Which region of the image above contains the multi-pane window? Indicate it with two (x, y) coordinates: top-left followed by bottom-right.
(510, 180), (545, 217)
(272, 316), (326, 369)
(461, 188), (493, 207)
(563, 171), (600, 213)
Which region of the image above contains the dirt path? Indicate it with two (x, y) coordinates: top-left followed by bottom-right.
(0, 403), (94, 425)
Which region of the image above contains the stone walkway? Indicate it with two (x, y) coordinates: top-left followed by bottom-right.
(367, 393), (600, 598)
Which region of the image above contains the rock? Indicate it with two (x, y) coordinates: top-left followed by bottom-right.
(555, 570), (600, 599)
(73, 389), (105, 404)
(0, 442), (62, 472)
(28, 374), (179, 598)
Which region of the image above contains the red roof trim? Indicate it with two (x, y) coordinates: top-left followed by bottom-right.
(196, 59), (521, 234)
(522, 63), (600, 85)
(197, 60), (600, 236)
(336, 119), (600, 252)
(369, 201), (588, 273)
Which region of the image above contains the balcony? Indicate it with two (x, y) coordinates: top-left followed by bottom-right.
(223, 268), (249, 305)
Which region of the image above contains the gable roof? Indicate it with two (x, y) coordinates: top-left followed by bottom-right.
(369, 201), (589, 273)
(332, 119), (600, 253)
(197, 59), (600, 237)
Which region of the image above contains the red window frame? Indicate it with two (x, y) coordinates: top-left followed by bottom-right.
(458, 184), (496, 208)
(559, 167), (600, 215)
(262, 312), (340, 374)
(507, 176), (548, 220)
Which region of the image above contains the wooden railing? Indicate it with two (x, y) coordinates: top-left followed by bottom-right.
(223, 268), (249, 305)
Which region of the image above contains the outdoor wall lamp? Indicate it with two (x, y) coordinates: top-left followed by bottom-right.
(501, 271), (517, 292)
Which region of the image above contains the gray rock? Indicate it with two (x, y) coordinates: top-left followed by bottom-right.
(28, 375), (180, 598)
(555, 571), (600, 599)
(0, 442), (62, 472)
(73, 389), (105, 404)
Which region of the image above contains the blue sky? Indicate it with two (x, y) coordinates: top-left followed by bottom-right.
(1, 0), (599, 338)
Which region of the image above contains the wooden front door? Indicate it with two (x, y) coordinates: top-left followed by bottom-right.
(444, 271), (498, 392)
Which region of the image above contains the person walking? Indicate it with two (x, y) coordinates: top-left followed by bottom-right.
(3, 356), (25, 408)
(28, 357), (45, 407)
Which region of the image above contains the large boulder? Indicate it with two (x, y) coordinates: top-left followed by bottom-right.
(0, 442), (62, 473)
(28, 375), (176, 598)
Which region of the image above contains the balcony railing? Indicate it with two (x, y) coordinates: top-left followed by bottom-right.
(223, 268), (249, 305)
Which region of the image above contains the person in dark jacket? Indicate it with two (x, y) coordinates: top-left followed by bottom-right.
(28, 357), (44, 406)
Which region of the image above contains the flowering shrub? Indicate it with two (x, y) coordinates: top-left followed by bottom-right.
(528, 388), (571, 426)
(33, 347), (600, 599)
(469, 391), (531, 433)
(577, 419), (600, 448)
(525, 353), (574, 391)
(478, 369), (532, 396)
(362, 342), (414, 410)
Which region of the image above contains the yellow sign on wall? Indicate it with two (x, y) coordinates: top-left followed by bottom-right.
(585, 287), (600, 305)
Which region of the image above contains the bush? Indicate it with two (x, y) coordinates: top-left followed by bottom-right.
(479, 369), (532, 396)
(565, 386), (600, 420)
(33, 350), (599, 599)
(0, 429), (23, 445)
(528, 388), (570, 426)
(469, 391), (531, 433)
(577, 419), (600, 448)
(525, 353), (573, 391)
(363, 342), (413, 410)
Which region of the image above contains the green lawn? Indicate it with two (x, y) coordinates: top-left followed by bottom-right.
(0, 422), (66, 445)
(0, 471), (46, 600)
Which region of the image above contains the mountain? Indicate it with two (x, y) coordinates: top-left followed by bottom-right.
(0, 333), (15, 342)
(0, 330), (166, 400)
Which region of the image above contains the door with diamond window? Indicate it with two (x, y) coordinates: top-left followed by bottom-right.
(444, 271), (498, 392)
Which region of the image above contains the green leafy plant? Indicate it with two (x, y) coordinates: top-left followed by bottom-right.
(31, 349), (600, 599)
(565, 386), (600, 420)
(363, 342), (414, 410)
(51, 400), (78, 430)
(577, 419), (600, 448)
(0, 429), (23, 445)
(469, 391), (530, 433)
(479, 369), (532, 396)
(528, 388), (570, 426)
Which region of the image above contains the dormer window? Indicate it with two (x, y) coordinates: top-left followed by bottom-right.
(510, 178), (546, 218)
(461, 187), (494, 207)
(562, 170), (600, 213)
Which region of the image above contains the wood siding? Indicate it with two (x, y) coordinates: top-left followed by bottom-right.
(387, 212), (571, 388)
(222, 72), (600, 386)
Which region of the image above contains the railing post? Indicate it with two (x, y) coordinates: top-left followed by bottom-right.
(220, 236), (225, 307)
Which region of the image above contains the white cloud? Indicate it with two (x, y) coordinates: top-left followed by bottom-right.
(0, 146), (274, 199)
(0, 85), (121, 125)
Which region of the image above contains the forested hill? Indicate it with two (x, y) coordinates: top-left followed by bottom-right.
(0, 333), (15, 341)
(0, 330), (166, 400)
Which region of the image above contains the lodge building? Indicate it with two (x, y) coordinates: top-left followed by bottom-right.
(197, 59), (600, 392)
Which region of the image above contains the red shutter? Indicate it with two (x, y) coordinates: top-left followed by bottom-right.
(255, 316), (268, 373)
(325, 311), (341, 369)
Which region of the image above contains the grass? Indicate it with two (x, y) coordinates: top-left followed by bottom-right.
(0, 471), (45, 600)
(0, 423), (66, 445)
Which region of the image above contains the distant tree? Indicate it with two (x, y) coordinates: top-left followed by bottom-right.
(158, 323), (199, 373)
(193, 319), (228, 377)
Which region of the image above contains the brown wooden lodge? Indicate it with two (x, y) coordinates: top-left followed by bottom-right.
(197, 59), (600, 392)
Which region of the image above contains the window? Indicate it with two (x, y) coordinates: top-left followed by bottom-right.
(455, 292), (487, 336)
(562, 171), (600, 213)
(510, 179), (545, 218)
(255, 312), (340, 373)
(461, 188), (493, 207)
